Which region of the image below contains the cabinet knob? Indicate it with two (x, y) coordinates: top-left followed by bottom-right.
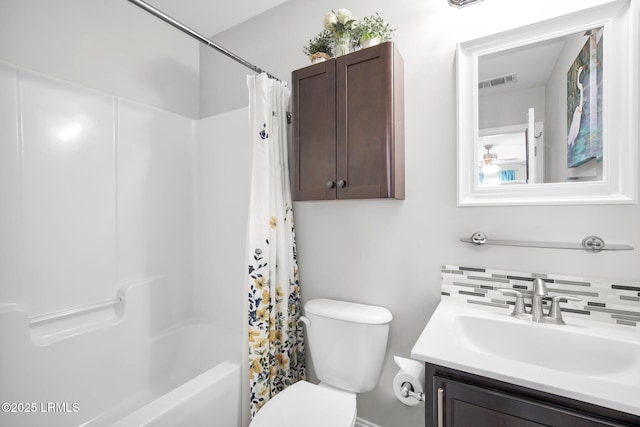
(337, 179), (346, 188)
(326, 180), (335, 189)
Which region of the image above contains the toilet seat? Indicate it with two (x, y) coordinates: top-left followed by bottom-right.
(249, 381), (357, 427)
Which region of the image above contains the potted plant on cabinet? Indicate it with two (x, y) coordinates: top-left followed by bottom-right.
(353, 13), (395, 49)
(323, 9), (357, 56)
(303, 29), (334, 63)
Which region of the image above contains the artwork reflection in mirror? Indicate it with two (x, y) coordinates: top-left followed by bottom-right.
(477, 27), (603, 186)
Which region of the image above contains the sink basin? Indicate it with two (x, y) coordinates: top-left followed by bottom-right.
(453, 314), (639, 375)
(411, 299), (640, 417)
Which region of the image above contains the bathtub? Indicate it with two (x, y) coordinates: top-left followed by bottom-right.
(0, 280), (242, 427)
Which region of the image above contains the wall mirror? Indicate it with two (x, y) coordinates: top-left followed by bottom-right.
(456, 0), (638, 206)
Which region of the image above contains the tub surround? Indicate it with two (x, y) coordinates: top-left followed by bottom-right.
(0, 278), (241, 426)
(0, 59), (194, 327)
(0, 59), (243, 427)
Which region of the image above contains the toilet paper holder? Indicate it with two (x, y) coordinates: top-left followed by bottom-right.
(393, 356), (426, 406)
(400, 381), (424, 402)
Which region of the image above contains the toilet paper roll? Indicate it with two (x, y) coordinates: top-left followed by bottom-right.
(392, 356), (425, 407)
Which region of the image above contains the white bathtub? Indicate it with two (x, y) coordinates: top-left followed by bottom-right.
(103, 324), (242, 427)
(0, 280), (242, 427)
(109, 355), (240, 427)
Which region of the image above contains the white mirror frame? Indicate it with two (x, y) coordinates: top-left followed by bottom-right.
(457, 0), (638, 206)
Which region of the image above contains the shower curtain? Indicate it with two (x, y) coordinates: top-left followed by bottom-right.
(246, 73), (305, 417)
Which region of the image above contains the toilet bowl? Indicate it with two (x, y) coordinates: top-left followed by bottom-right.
(249, 381), (357, 427)
(248, 298), (392, 427)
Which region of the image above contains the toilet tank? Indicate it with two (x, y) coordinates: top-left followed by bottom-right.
(303, 298), (392, 393)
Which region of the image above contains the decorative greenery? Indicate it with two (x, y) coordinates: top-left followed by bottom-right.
(323, 9), (357, 35)
(303, 9), (396, 59)
(302, 29), (334, 57)
(352, 13), (395, 44)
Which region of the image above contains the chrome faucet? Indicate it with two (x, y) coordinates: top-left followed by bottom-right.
(530, 278), (548, 322)
(499, 278), (582, 325)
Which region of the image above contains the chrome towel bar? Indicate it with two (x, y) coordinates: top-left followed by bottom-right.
(461, 232), (634, 253)
(29, 296), (124, 327)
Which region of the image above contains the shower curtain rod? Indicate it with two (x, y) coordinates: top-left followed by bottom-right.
(126, 0), (283, 82)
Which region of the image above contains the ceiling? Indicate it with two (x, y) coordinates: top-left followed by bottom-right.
(478, 37), (566, 96)
(143, 0), (289, 37)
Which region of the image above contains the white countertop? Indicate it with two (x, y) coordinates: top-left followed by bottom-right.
(411, 299), (640, 417)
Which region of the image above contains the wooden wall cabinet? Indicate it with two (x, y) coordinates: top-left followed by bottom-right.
(291, 42), (404, 200)
(426, 363), (640, 427)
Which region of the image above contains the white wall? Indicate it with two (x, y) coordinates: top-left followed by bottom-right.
(479, 86), (545, 129)
(0, 61), (194, 332)
(202, 1), (640, 426)
(0, 0), (200, 118)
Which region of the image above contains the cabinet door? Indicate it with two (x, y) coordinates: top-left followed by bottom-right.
(291, 60), (337, 200)
(336, 42), (404, 199)
(433, 376), (620, 427)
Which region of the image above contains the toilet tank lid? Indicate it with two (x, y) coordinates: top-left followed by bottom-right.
(304, 298), (392, 325)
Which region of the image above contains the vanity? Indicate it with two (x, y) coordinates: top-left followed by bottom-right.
(423, 363), (640, 427)
(411, 266), (640, 427)
(412, 301), (640, 426)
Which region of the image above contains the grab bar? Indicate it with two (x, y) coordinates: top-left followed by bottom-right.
(29, 296), (124, 327)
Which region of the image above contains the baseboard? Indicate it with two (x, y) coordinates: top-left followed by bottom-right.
(355, 417), (384, 427)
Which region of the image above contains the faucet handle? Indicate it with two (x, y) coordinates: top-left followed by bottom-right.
(498, 288), (529, 319)
(547, 295), (582, 324)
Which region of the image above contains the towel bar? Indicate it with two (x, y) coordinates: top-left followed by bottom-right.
(461, 232), (634, 253)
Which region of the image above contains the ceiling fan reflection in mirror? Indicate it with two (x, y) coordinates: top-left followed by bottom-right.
(481, 144), (500, 175)
(480, 144), (520, 172)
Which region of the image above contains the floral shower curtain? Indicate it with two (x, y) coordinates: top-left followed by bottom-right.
(246, 73), (305, 417)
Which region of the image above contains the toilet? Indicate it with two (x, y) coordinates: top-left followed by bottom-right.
(249, 298), (393, 427)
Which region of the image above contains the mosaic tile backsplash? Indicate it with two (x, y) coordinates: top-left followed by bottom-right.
(442, 265), (640, 328)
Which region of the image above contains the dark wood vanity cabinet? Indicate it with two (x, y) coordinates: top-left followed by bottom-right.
(291, 42), (404, 201)
(426, 364), (640, 427)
